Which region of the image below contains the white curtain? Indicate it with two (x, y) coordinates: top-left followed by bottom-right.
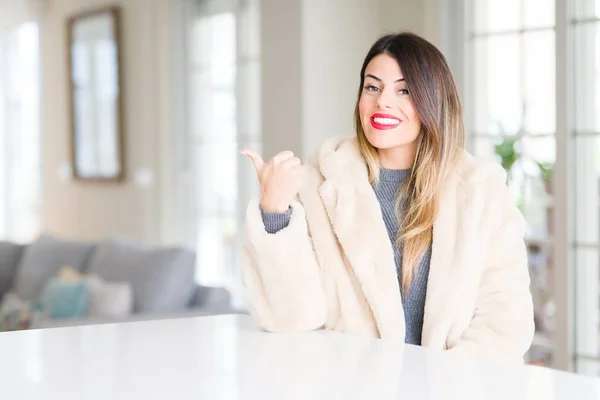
(0, 0), (41, 242)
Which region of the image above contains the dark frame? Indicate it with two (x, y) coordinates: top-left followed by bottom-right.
(66, 6), (125, 183)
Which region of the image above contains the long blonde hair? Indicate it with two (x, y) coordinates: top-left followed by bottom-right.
(354, 33), (465, 292)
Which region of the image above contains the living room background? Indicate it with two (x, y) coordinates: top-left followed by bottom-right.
(2, 0), (599, 376)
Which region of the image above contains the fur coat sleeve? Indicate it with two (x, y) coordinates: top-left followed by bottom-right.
(242, 197), (327, 333)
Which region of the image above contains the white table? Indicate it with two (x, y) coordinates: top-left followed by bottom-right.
(0, 314), (598, 399)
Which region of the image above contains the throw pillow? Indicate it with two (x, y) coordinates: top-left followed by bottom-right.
(40, 277), (89, 319)
(85, 274), (133, 319)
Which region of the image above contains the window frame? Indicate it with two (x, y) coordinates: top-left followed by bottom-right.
(447, 0), (575, 371)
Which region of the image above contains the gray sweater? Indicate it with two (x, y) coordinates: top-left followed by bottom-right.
(260, 168), (431, 345)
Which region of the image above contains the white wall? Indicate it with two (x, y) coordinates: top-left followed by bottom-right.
(38, 0), (441, 243)
(40, 0), (175, 244)
(260, 0), (304, 160)
(380, 0), (440, 43)
(0, 0), (43, 32)
(301, 0), (380, 158)
(261, 0), (442, 160)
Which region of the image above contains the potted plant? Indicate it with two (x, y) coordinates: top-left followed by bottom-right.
(494, 135), (520, 182)
(536, 161), (553, 195)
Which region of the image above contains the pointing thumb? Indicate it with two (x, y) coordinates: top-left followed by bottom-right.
(240, 149), (265, 174)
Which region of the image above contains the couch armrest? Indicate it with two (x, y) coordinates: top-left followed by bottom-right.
(189, 285), (232, 313)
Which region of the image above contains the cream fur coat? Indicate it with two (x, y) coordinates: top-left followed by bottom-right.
(242, 136), (535, 362)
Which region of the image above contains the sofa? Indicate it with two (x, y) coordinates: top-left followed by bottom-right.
(0, 234), (234, 331)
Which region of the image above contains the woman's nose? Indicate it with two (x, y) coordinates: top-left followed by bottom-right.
(376, 88), (394, 109)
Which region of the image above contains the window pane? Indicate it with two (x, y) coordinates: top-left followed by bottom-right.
(523, 31), (555, 134)
(190, 15), (211, 67)
(522, 135), (556, 164)
(191, 66), (237, 139)
(191, 13), (236, 67)
(185, 0), (262, 309)
(476, 135), (555, 242)
(469, 135), (498, 160)
(195, 213), (238, 286)
(524, 0), (555, 29)
(195, 140), (238, 215)
(238, 0), (260, 60)
(469, 0), (558, 372)
(238, 139), (262, 202)
(572, 135), (600, 245)
(573, 247), (600, 376)
(574, 22), (600, 134)
(190, 12), (237, 136)
(520, 136), (555, 241)
(470, 135), (524, 202)
(236, 62), (260, 139)
(472, 0), (521, 33)
(0, 23), (40, 242)
(472, 134), (556, 369)
(473, 35), (522, 134)
(574, 358), (600, 377)
(574, 0), (600, 19)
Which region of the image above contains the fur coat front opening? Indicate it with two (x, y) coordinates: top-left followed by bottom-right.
(242, 136), (535, 363)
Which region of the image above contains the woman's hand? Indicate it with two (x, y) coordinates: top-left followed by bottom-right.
(241, 149), (303, 213)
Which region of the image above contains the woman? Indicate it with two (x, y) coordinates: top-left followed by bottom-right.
(240, 32), (534, 362)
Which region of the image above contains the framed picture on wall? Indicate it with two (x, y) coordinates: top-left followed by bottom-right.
(67, 6), (124, 182)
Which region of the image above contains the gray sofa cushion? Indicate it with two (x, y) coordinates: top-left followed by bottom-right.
(86, 238), (196, 313)
(0, 241), (25, 297)
(189, 285), (232, 313)
(13, 235), (95, 301)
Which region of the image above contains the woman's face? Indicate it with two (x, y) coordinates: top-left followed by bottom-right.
(359, 53), (422, 167)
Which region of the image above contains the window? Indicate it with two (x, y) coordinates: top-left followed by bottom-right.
(465, 0), (556, 367)
(464, 0), (600, 374)
(0, 22), (40, 242)
(181, 0), (260, 308)
(571, 0), (600, 375)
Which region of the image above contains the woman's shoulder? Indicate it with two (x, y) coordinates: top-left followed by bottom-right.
(451, 151), (525, 230)
(298, 136), (365, 201)
(304, 136), (363, 177)
(451, 150), (508, 188)
(306, 136), (358, 165)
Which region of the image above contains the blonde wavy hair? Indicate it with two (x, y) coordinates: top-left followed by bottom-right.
(354, 33), (465, 292)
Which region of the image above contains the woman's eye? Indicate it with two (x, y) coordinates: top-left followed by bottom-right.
(364, 85), (380, 92)
(398, 89), (409, 95)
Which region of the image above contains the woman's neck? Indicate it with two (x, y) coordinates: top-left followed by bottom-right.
(377, 145), (416, 170)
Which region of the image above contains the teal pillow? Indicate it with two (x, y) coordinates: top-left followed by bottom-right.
(40, 278), (89, 319)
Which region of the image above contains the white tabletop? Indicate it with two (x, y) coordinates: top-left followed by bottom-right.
(0, 314), (598, 399)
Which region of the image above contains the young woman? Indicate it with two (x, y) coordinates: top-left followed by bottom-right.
(240, 32), (534, 362)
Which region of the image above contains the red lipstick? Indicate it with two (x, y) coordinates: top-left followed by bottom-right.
(370, 113), (402, 130)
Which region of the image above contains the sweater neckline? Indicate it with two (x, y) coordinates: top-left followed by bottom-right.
(379, 168), (411, 184)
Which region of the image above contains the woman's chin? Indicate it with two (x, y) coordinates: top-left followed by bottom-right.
(364, 130), (396, 149)
(364, 128), (418, 151)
